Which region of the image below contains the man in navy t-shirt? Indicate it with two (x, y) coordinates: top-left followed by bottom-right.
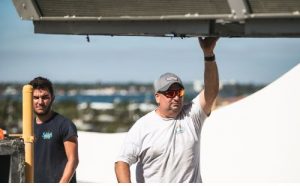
(29, 77), (79, 183)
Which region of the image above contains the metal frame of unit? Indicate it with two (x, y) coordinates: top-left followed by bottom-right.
(0, 139), (25, 183)
(12, 0), (300, 37)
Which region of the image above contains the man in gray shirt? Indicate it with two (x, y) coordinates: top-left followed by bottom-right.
(115, 37), (219, 183)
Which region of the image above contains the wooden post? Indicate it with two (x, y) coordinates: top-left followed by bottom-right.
(22, 85), (34, 182)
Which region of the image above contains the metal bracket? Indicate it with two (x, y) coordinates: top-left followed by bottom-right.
(12, 0), (40, 20)
(23, 136), (35, 143)
(227, 0), (250, 21)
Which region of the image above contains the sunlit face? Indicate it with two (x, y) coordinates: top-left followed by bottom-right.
(155, 83), (184, 118)
(32, 88), (54, 116)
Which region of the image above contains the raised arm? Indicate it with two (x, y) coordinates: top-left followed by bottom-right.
(198, 37), (219, 115)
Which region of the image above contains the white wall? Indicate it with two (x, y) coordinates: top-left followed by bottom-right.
(201, 64), (300, 182)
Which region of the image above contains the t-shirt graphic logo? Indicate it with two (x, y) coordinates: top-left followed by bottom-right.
(42, 131), (53, 140)
(175, 125), (184, 134)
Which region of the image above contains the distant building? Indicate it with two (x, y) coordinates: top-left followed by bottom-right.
(193, 80), (203, 92)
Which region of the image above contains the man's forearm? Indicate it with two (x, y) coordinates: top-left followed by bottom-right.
(115, 161), (131, 183)
(59, 159), (78, 183)
(204, 60), (219, 104)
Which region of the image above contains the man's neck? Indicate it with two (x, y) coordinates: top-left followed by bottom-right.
(36, 111), (54, 124)
(155, 108), (177, 119)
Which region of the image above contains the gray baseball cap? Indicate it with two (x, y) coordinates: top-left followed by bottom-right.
(154, 72), (184, 93)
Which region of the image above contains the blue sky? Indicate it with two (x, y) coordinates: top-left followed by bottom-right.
(0, 0), (299, 84)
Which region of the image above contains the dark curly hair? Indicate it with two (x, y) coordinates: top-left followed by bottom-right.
(29, 76), (54, 97)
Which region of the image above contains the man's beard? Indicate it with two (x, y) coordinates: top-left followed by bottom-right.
(34, 105), (52, 116)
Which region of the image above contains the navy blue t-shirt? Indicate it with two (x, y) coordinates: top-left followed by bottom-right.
(34, 112), (78, 183)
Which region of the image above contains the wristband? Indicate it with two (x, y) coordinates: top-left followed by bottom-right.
(204, 54), (215, 62)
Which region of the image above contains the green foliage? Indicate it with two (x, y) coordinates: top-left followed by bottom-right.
(0, 82), (266, 133)
(0, 97), (22, 133)
(53, 100), (79, 120)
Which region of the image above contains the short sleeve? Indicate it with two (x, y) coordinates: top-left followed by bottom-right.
(183, 94), (207, 133)
(116, 123), (142, 166)
(61, 118), (78, 142)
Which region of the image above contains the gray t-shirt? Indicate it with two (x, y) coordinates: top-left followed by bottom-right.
(116, 95), (207, 183)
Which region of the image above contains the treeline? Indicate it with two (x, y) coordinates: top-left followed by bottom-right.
(0, 82), (265, 97)
(219, 83), (265, 98)
(0, 82), (265, 134)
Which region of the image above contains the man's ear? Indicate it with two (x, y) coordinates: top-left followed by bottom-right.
(155, 93), (160, 105)
(51, 96), (55, 104)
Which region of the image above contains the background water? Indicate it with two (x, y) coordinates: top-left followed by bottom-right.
(0, 92), (199, 104)
(56, 93), (155, 103)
